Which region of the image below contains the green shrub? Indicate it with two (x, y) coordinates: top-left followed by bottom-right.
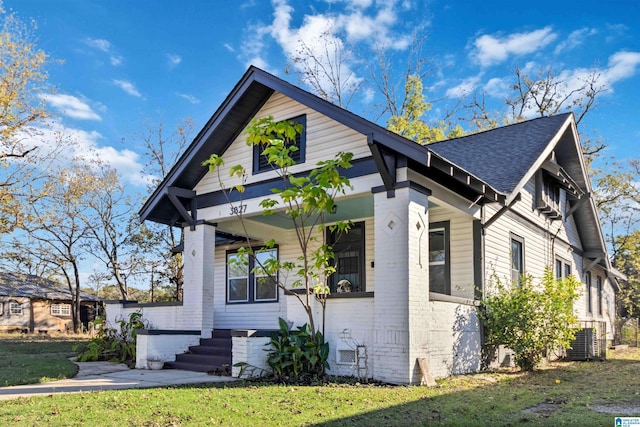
(266, 317), (329, 381)
(479, 268), (580, 371)
(74, 312), (148, 366)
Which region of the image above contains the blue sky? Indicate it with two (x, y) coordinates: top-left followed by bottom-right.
(4, 0), (640, 189)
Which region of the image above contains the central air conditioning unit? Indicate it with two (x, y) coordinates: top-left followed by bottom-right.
(566, 327), (604, 361)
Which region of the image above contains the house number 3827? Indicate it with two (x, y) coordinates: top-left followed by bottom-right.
(229, 204), (247, 215)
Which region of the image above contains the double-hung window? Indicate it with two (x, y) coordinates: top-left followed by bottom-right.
(253, 115), (306, 174)
(429, 221), (450, 295)
(585, 271), (592, 314)
(51, 303), (71, 316)
(226, 248), (278, 303)
(327, 222), (365, 293)
(597, 276), (603, 315)
(555, 257), (572, 280)
(511, 234), (525, 285)
(9, 302), (22, 315)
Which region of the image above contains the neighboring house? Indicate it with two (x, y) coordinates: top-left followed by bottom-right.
(0, 272), (101, 333)
(106, 66), (622, 384)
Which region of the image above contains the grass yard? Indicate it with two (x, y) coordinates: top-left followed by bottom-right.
(0, 332), (89, 387)
(1, 347), (639, 426)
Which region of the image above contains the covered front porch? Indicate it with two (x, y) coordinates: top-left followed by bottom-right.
(106, 175), (485, 384)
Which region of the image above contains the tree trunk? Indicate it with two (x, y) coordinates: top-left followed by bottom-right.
(72, 262), (82, 333)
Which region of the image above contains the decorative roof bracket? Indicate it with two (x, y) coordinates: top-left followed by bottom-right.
(368, 134), (397, 192)
(565, 192), (591, 218)
(166, 186), (197, 230)
(483, 193), (521, 229)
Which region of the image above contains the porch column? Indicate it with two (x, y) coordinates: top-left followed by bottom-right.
(182, 223), (216, 338)
(373, 184), (430, 384)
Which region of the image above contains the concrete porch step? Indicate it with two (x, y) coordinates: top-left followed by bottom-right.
(164, 360), (230, 373)
(165, 329), (233, 374)
(189, 345), (230, 356)
(175, 353), (231, 366)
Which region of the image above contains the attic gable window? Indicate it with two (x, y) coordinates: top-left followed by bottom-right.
(535, 171), (563, 220)
(253, 115), (306, 174)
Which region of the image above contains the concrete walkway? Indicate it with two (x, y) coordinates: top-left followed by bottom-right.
(0, 361), (236, 401)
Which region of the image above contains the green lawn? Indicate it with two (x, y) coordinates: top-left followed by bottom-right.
(1, 346), (639, 426)
(0, 333), (88, 386)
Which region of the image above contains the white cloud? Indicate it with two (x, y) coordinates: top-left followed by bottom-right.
(603, 51), (640, 84)
(554, 28), (597, 55)
(167, 53), (182, 67)
(84, 37), (111, 52)
(39, 94), (102, 121)
(177, 93), (200, 104)
(84, 37), (124, 67)
(239, 0), (414, 100)
(22, 121), (151, 187)
(472, 27), (557, 67)
(446, 75), (481, 98)
(110, 55), (123, 66)
(113, 79), (142, 97)
(483, 77), (511, 99)
(224, 43), (235, 52)
(239, 22), (273, 71)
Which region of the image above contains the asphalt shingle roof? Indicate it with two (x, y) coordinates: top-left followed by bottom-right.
(0, 272), (99, 301)
(428, 113), (572, 194)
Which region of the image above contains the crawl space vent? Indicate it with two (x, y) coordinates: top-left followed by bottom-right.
(336, 349), (356, 365)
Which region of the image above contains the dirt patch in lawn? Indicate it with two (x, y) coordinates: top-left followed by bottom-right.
(522, 402), (564, 418)
(589, 403), (640, 416)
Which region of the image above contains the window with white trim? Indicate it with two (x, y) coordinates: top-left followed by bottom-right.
(226, 248), (278, 303)
(0, 302), (3, 316)
(9, 302), (23, 315)
(51, 303), (71, 316)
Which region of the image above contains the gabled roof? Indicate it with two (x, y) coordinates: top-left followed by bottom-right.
(428, 113), (573, 194)
(0, 272), (99, 301)
(140, 66), (505, 226)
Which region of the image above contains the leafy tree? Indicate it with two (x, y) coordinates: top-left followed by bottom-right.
(203, 116), (353, 336)
(0, 7), (52, 233)
(613, 230), (640, 343)
(136, 117), (193, 300)
(82, 163), (142, 300)
(479, 269), (581, 371)
(386, 73), (464, 144)
(20, 161), (96, 332)
(368, 31), (464, 144)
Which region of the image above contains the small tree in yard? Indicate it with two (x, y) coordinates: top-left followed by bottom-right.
(203, 116), (353, 378)
(479, 268), (581, 371)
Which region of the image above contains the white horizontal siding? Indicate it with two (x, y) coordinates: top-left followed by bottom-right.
(196, 92), (369, 195)
(213, 216), (375, 330)
(484, 203), (555, 291)
(430, 207), (475, 299)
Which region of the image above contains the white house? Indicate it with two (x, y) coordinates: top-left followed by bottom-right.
(106, 66), (622, 385)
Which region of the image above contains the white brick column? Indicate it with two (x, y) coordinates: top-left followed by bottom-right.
(373, 184), (430, 384)
(182, 223), (216, 339)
